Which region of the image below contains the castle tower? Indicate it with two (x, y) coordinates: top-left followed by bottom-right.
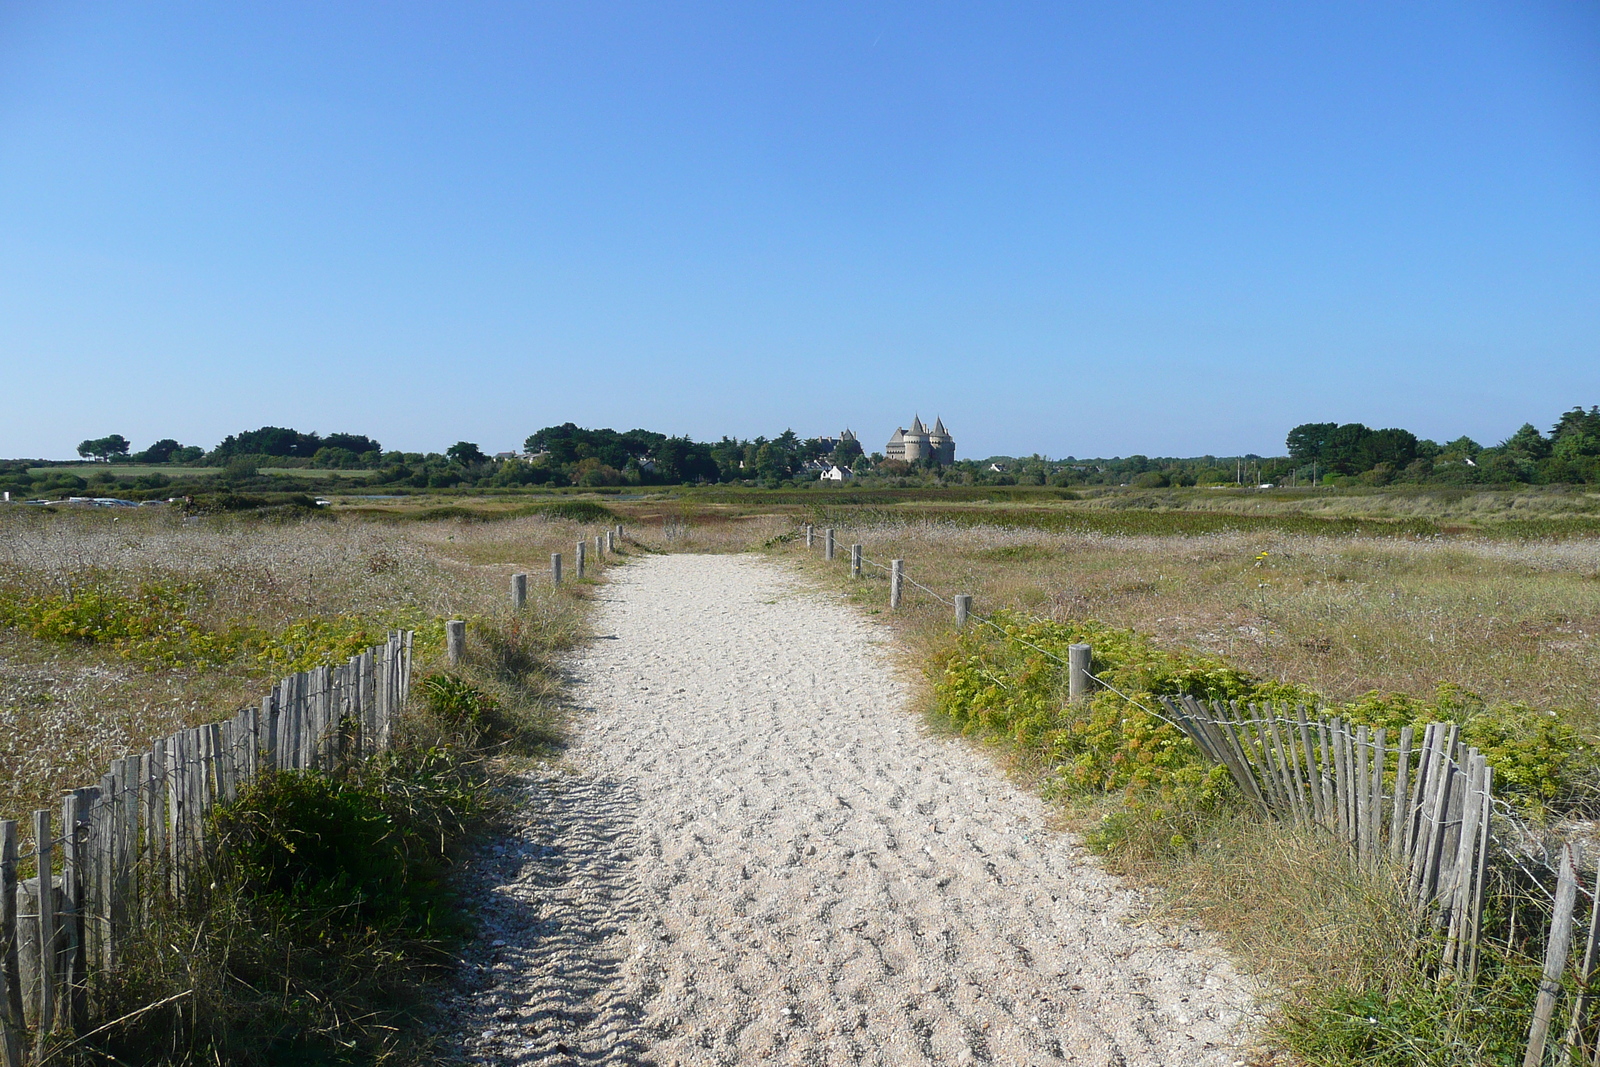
(903, 415), (929, 462)
(927, 417), (955, 464)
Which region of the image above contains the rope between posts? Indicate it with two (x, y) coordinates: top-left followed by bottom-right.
(834, 535), (1183, 729)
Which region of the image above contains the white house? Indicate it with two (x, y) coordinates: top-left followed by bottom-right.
(820, 465), (855, 482)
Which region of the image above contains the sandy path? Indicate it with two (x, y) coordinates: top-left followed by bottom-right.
(444, 554), (1258, 1066)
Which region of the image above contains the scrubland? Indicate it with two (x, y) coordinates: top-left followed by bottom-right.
(0, 503), (623, 1064)
(778, 519), (1600, 724)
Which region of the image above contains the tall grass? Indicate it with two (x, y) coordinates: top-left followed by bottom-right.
(0, 507), (609, 819)
(772, 517), (1600, 733)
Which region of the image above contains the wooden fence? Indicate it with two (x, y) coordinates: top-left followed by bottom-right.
(0, 630), (414, 1063)
(1157, 696), (1600, 1066)
(1158, 698), (1496, 975)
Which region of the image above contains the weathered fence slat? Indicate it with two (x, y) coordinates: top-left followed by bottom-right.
(33, 810), (53, 1043)
(0, 821), (21, 1067)
(1389, 726), (1414, 861)
(1526, 843), (1581, 1067)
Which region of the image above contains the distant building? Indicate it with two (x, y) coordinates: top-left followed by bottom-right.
(886, 416), (954, 464)
(819, 465), (855, 482)
(813, 429), (859, 456)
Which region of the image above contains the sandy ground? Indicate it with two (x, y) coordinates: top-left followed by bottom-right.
(443, 554), (1260, 1066)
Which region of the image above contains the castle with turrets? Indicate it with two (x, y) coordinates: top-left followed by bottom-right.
(886, 416), (955, 465)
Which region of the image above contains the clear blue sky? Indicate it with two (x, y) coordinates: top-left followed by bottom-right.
(2, 2), (1597, 460)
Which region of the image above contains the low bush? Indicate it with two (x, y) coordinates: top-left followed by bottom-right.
(0, 580), (245, 666)
(931, 612), (1590, 813)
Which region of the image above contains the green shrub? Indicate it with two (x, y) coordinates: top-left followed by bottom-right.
(255, 615), (381, 675)
(0, 580), (245, 666)
(931, 612), (1591, 813)
(419, 672), (501, 738)
(531, 499), (616, 523)
(932, 613), (1308, 807)
(215, 754), (485, 941)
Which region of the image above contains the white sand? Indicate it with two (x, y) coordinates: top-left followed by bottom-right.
(444, 554), (1259, 1066)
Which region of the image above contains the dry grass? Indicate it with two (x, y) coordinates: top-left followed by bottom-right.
(771, 519), (1600, 734)
(618, 502), (793, 553)
(1061, 485), (1600, 522)
(0, 506), (617, 821)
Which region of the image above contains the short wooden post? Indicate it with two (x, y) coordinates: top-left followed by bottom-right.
(594, 535), (603, 558)
(511, 573), (527, 611)
(615, 524), (624, 543)
(1069, 643), (1093, 701)
(32, 810), (52, 1041)
(889, 559), (903, 608)
(955, 594), (971, 629)
(551, 553), (562, 586)
(575, 540), (586, 578)
(804, 525), (814, 548)
(445, 620), (465, 666)
(850, 544), (862, 578)
(824, 529), (835, 561)
(606, 530), (615, 553)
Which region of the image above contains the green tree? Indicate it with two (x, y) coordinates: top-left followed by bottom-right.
(76, 434), (131, 461)
(446, 441), (486, 466)
(135, 438), (184, 464)
(1286, 423), (1339, 463)
(1499, 423), (1551, 461)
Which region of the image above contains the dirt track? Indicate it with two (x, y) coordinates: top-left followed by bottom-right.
(444, 554), (1258, 1066)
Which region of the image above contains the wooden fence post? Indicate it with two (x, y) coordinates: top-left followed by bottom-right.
(446, 620), (465, 666)
(594, 535), (603, 559)
(615, 524), (624, 544)
(1068, 644), (1092, 702)
(511, 573), (527, 611)
(576, 541), (586, 578)
(804, 525), (814, 548)
(551, 553), (562, 586)
(850, 544), (862, 579)
(1, 820), (23, 1067)
(824, 529), (836, 561)
(955, 595), (971, 629)
(889, 559), (903, 608)
(606, 530), (615, 553)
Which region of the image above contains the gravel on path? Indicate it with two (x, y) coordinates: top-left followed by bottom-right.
(443, 554), (1260, 1066)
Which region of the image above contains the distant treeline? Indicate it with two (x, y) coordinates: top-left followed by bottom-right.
(1282, 406), (1600, 486)
(9, 406), (1598, 498)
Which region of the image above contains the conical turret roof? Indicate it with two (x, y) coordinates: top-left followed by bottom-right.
(931, 417), (947, 436)
(909, 415), (926, 435)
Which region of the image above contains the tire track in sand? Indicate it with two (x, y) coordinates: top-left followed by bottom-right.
(444, 554), (1259, 1066)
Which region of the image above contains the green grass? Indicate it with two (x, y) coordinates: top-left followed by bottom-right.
(810, 503), (1445, 539)
(257, 467), (375, 478)
(26, 464), (221, 477)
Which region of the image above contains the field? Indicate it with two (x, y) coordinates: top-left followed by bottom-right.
(25, 464), (221, 478)
(0, 504), (619, 822)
